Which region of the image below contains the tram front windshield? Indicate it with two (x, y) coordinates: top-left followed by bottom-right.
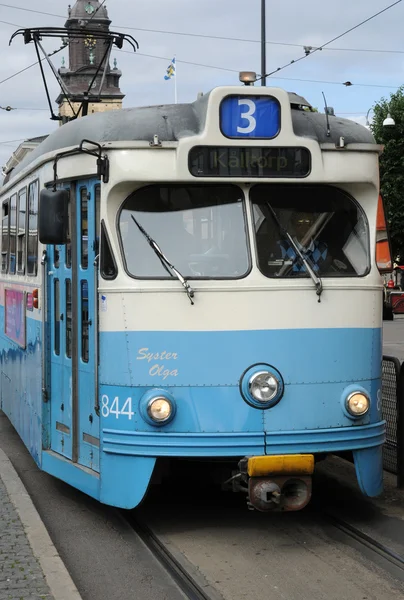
(251, 184), (370, 278)
(119, 183), (370, 280)
(119, 184), (250, 279)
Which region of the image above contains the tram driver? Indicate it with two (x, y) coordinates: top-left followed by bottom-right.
(278, 211), (330, 274)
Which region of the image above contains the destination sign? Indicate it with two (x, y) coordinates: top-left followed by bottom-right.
(189, 146), (311, 178)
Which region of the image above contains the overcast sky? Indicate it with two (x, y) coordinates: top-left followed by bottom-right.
(0, 0), (403, 170)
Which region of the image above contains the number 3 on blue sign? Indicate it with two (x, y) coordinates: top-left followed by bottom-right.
(237, 99), (256, 134)
(220, 95), (280, 139)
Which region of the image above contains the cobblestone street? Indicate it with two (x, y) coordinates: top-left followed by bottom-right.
(0, 478), (54, 600)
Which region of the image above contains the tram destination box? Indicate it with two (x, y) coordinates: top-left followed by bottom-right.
(189, 146), (311, 178)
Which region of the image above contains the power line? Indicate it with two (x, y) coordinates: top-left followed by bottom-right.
(321, 46), (404, 55)
(271, 76), (396, 89)
(0, 41), (398, 91)
(259, 0), (403, 80)
(0, 45), (65, 86)
(0, 144), (27, 148)
(0, 4), (62, 19)
(2, 2), (404, 56)
(135, 51), (240, 74)
(0, 19), (23, 28)
(0, 106), (48, 111)
(0, 39), (398, 91)
(112, 25), (404, 57)
(88, 0), (107, 24)
(120, 49), (399, 89)
(0, 138), (26, 145)
(0, 2), (400, 92)
(0, 60), (39, 85)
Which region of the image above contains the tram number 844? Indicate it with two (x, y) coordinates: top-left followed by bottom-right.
(101, 395), (134, 419)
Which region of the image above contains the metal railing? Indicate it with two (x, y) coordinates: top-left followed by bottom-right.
(382, 356), (404, 488)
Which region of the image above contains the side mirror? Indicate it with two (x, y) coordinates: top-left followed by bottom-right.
(39, 188), (69, 245)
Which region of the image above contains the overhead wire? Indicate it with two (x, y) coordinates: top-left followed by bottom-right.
(258, 0), (403, 80)
(0, 138), (27, 145)
(0, 12), (400, 92)
(1, 2), (404, 56)
(0, 39), (398, 91)
(119, 49), (400, 89)
(0, 19), (23, 28)
(0, 1), (400, 119)
(0, 44), (65, 86)
(0, 107), (48, 111)
(87, 0), (107, 24)
(0, 60), (40, 85)
(0, 4), (64, 19)
(0, 45), (399, 91)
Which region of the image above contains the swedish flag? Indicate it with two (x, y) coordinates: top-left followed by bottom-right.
(164, 57), (176, 80)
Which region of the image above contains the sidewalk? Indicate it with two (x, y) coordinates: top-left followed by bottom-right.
(0, 448), (82, 600)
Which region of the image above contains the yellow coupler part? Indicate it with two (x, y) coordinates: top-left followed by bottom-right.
(247, 454), (315, 477)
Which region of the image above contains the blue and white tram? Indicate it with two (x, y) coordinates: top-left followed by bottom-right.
(0, 85), (390, 511)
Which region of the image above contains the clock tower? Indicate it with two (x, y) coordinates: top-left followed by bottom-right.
(57, 0), (124, 122)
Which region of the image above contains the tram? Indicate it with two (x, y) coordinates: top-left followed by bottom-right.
(0, 81), (390, 511)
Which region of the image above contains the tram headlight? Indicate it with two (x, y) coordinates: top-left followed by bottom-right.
(249, 371), (279, 403)
(147, 397), (173, 423)
(140, 390), (177, 426)
(241, 364), (284, 409)
(346, 392), (370, 417)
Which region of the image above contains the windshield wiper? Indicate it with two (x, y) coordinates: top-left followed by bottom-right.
(130, 215), (195, 305)
(266, 203), (323, 302)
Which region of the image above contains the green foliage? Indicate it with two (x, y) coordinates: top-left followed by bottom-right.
(371, 86), (404, 262)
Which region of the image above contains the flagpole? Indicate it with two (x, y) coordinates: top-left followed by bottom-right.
(174, 55), (177, 104)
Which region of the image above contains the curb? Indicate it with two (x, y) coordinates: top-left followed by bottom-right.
(0, 447), (83, 600)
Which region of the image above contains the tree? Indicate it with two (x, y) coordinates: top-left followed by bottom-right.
(371, 86), (404, 262)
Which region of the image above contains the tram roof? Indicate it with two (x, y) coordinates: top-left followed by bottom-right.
(7, 89), (375, 181)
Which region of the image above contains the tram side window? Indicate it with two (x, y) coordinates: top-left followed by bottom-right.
(100, 221), (117, 279)
(9, 193), (17, 275)
(17, 188), (27, 274)
(27, 180), (39, 276)
(95, 184), (100, 254)
(80, 187), (88, 269)
(65, 187), (72, 269)
(251, 184), (370, 278)
(1, 200), (9, 274)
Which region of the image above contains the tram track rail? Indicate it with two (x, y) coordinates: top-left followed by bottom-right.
(131, 507), (404, 594)
(119, 491), (404, 599)
(122, 511), (224, 600)
(321, 509), (404, 580)
(128, 506), (404, 591)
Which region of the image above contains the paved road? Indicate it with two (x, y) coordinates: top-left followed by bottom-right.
(0, 476), (55, 600)
(0, 413), (187, 600)
(383, 315), (404, 362)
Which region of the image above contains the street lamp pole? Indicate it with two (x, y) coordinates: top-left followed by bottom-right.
(366, 106), (396, 129)
(261, 0), (266, 86)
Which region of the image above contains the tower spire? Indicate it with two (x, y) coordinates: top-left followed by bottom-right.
(57, 0), (124, 122)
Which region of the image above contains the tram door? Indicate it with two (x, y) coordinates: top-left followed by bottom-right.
(48, 179), (100, 472)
